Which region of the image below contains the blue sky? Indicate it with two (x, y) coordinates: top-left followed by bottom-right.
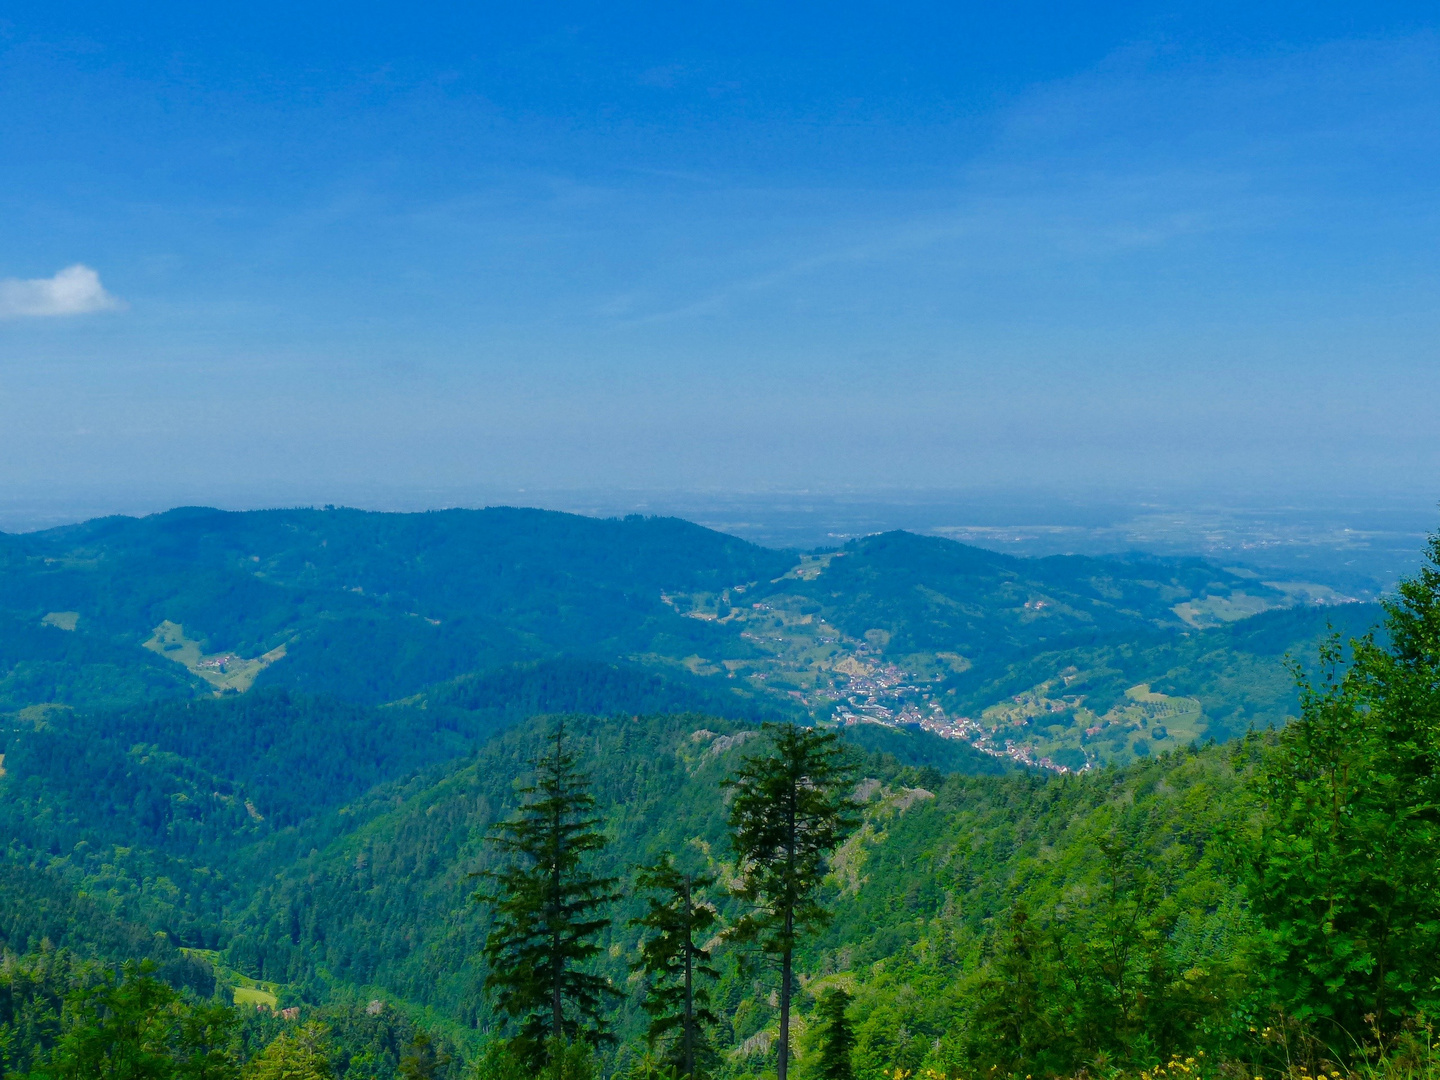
(1, 2), (1437, 509)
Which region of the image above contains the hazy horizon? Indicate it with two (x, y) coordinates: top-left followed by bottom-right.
(3, 482), (1432, 590)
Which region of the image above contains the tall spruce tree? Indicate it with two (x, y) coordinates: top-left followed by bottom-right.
(478, 720), (621, 1071)
(630, 854), (720, 1078)
(725, 723), (858, 1080)
(811, 987), (855, 1080)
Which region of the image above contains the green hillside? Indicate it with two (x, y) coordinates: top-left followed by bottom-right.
(0, 658), (804, 948)
(0, 507), (798, 707)
(0, 609), (203, 713)
(0, 506), (1371, 774)
(0, 700), (1047, 1070)
(0, 862), (216, 996)
(935, 600), (1385, 769)
(0, 505), (1416, 1079)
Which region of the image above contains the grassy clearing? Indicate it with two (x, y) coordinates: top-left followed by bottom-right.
(39, 611), (79, 631)
(142, 621), (286, 693)
(1172, 591), (1280, 627)
(774, 552), (844, 582)
(233, 984), (279, 1009)
(977, 678), (1206, 769)
(15, 704), (73, 723)
(180, 947), (281, 1009)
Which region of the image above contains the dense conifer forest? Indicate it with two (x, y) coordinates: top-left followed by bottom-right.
(1, 506), (1431, 1080)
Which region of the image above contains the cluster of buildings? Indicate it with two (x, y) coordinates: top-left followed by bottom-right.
(828, 659), (1083, 774)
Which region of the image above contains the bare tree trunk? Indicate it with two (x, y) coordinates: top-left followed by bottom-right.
(684, 875), (695, 1079)
(553, 744), (565, 1053)
(778, 940), (793, 1080)
(779, 776), (797, 1080)
(553, 935), (563, 1047)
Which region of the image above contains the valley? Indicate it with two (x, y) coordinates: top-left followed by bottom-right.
(0, 505), (1370, 773)
(0, 505), (1408, 1080)
(655, 540), (1369, 770)
(0, 507), (1378, 777)
(144, 619), (288, 693)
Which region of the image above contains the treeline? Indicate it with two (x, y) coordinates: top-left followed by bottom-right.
(474, 718), (858, 1080)
(0, 864), (214, 996)
(0, 507), (793, 707)
(3, 523), (1437, 1079)
(456, 535), (1440, 1079)
(0, 952), (464, 1079)
(0, 658), (805, 954)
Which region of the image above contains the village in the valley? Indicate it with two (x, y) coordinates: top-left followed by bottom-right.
(818, 648), (1082, 774)
(664, 577), (1101, 773)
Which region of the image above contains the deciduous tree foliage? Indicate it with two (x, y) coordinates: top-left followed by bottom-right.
(396, 1031), (448, 1080)
(240, 1022), (332, 1080)
(1242, 531), (1440, 1041)
(14, 962), (239, 1080)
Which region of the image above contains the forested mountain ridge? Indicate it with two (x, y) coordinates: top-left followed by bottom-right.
(6, 698), (1211, 1066)
(0, 658), (833, 951)
(0, 705), (1282, 1078)
(213, 705), (1246, 1065)
(225, 711), (763, 1020)
(763, 530), (1294, 653)
(0, 507), (794, 706)
(936, 599), (1384, 768)
(0, 704), (1345, 1078)
(0, 506), (1371, 767)
(0, 699), (1010, 1075)
(0, 506), (1405, 1080)
(0, 862), (216, 995)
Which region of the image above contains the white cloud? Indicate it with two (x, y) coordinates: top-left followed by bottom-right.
(0, 265), (123, 318)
